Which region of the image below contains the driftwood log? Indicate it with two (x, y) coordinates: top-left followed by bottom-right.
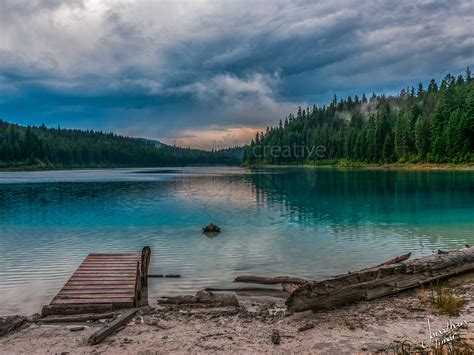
(205, 287), (276, 292)
(158, 291), (239, 307)
(0, 316), (27, 337)
(286, 246), (474, 313)
(235, 252), (412, 295)
(88, 309), (138, 345)
(281, 283), (299, 294)
(234, 275), (314, 285)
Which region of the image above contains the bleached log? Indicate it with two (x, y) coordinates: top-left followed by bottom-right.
(235, 252), (412, 289)
(286, 247), (474, 313)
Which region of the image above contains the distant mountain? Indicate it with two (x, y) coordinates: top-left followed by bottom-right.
(0, 120), (243, 169)
(135, 137), (166, 148)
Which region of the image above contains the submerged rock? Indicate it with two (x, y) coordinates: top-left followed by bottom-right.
(202, 223), (221, 234)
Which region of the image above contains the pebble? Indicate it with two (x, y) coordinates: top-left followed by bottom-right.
(271, 330), (281, 345)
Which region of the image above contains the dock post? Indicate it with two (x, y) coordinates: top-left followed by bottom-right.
(141, 246), (151, 287)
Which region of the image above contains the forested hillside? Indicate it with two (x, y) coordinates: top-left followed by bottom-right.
(244, 69), (474, 165)
(0, 121), (242, 168)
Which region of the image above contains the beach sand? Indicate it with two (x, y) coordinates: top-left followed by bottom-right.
(1, 273), (473, 354)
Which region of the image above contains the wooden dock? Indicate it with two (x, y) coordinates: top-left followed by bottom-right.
(42, 247), (150, 316)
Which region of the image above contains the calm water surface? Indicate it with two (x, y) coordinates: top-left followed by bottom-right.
(0, 167), (473, 315)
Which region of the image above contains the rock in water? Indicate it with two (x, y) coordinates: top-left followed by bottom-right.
(202, 223), (221, 233)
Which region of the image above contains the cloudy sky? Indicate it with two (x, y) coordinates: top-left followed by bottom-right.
(1, 0), (473, 149)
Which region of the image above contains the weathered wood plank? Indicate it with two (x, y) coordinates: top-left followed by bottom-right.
(66, 280), (135, 287)
(39, 312), (115, 323)
(57, 290), (135, 295)
(77, 267), (137, 270)
(46, 248), (150, 315)
(69, 277), (136, 281)
(61, 285), (135, 290)
(74, 270), (135, 277)
(56, 294), (135, 299)
(86, 254), (139, 257)
(52, 298), (134, 306)
(81, 259), (136, 265)
(141, 246), (151, 287)
(84, 258), (140, 262)
(72, 272), (137, 276)
(42, 304), (114, 316)
(88, 309), (138, 345)
(60, 288), (135, 293)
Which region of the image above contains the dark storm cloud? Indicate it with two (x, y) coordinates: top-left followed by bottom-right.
(0, 0), (472, 145)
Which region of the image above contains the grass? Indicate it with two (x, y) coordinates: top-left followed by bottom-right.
(417, 282), (463, 315)
(383, 339), (474, 354)
(433, 290), (463, 315)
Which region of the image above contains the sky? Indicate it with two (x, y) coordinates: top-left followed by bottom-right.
(0, 0), (473, 149)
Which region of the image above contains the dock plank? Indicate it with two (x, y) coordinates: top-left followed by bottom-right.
(53, 299), (134, 307)
(47, 249), (149, 314)
(58, 290), (136, 295)
(56, 294), (135, 299)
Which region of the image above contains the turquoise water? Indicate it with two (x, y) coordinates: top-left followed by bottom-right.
(0, 167), (473, 315)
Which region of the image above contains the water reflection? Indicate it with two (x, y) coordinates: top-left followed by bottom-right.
(0, 167), (473, 315)
(247, 168), (474, 227)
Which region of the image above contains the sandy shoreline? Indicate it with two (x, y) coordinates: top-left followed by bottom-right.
(1, 273), (473, 354)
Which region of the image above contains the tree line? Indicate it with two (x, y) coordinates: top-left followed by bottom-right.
(244, 69), (474, 165)
(0, 121), (242, 168)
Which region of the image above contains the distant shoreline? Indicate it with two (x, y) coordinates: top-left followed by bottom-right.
(0, 164), (239, 172)
(1, 162), (474, 172)
(243, 162), (474, 171)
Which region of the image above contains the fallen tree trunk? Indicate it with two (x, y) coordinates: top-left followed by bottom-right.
(285, 253), (413, 296)
(235, 252), (412, 290)
(233, 275), (314, 285)
(287, 246), (474, 313)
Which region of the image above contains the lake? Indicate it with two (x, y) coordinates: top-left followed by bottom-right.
(0, 167), (473, 315)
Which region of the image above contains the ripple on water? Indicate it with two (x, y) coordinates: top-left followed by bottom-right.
(1, 167), (473, 314)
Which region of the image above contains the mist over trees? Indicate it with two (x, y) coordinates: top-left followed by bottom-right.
(0, 122), (242, 168)
(244, 70), (474, 165)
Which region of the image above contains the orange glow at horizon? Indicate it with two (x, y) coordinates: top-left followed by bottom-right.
(164, 126), (263, 150)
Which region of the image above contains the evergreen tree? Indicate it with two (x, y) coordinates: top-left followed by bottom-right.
(244, 70), (472, 165)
